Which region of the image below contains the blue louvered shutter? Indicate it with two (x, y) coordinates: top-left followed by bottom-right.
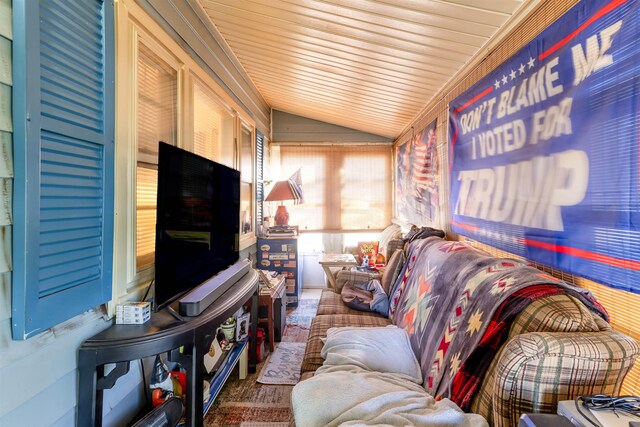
(12, 0), (114, 339)
(256, 131), (264, 225)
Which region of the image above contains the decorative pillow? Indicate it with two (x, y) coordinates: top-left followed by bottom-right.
(357, 241), (379, 266)
(381, 248), (406, 295)
(378, 224), (402, 255)
(319, 325), (422, 383)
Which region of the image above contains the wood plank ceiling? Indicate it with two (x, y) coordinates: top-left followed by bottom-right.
(199, 0), (525, 139)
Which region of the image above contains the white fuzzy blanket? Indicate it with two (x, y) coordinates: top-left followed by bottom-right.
(291, 365), (488, 427)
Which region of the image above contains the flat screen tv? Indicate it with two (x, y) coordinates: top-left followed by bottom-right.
(154, 142), (240, 311)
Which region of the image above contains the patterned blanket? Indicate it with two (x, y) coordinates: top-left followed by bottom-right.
(389, 237), (607, 400)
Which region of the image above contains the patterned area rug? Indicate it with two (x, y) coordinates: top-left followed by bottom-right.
(285, 298), (318, 328)
(204, 291), (319, 427)
(239, 423), (289, 427)
(256, 342), (306, 385)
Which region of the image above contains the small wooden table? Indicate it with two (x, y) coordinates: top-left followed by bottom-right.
(318, 253), (358, 289)
(258, 274), (286, 352)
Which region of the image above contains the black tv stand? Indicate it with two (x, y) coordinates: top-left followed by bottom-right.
(77, 269), (259, 427)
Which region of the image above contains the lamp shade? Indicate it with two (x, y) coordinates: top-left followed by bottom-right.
(264, 170), (303, 227)
(265, 180), (297, 202)
(265, 169), (303, 204)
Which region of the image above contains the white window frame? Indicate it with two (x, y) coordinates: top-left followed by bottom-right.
(113, 0), (257, 307)
(238, 118), (257, 249)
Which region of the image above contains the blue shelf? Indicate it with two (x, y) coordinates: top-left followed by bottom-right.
(177, 338), (248, 426)
(203, 338), (248, 415)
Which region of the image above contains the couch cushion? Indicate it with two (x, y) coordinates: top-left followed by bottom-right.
(317, 289), (382, 317)
(301, 314), (391, 373)
(381, 248), (405, 295)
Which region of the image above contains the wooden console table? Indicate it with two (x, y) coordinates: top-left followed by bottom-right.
(77, 270), (259, 427)
(258, 274), (286, 352)
(318, 253), (358, 289)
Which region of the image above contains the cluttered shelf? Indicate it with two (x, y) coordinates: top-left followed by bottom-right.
(202, 338), (249, 420)
(77, 270), (259, 427)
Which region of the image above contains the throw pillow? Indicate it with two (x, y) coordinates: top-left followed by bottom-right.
(381, 248), (406, 295)
(319, 325), (422, 383)
(378, 223), (402, 256)
(357, 241), (379, 266)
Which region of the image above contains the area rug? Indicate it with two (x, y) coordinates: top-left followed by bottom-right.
(204, 291), (320, 426)
(239, 423), (288, 427)
(284, 313), (314, 327)
(256, 342), (306, 385)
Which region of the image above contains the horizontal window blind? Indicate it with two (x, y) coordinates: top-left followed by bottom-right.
(136, 43), (176, 162)
(240, 125), (253, 235)
(256, 131), (264, 225)
(135, 41), (177, 271)
(280, 145), (391, 231)
(193, 78), (222, 161)
(136, 165), (157, 269)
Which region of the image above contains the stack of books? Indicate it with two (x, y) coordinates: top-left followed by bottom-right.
(268, 226), (297, 236)
(116, 301), (151, 324)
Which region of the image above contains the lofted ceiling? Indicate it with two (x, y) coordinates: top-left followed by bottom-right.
(199, 0), (526, 139)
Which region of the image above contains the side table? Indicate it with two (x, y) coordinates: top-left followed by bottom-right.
(318, 253), (358, 289)
(258, 274), (286, 352)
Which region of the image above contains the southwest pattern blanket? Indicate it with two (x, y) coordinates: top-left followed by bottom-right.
(390, 237), (607, 400)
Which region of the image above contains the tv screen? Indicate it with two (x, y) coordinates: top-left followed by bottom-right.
(154, 142), (240, 310)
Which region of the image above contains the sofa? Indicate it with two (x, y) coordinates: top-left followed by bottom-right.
(293, 235), (639, 426)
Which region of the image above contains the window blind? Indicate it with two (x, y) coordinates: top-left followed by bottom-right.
(135, 42), (177, 271)
(193, 78), (223, 161)
(240, 125), (253, 235)
(279, 145), (391, 231)
(256, 131), (264, 225)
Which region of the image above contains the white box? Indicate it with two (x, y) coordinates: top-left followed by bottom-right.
(116, 301), (151, 314)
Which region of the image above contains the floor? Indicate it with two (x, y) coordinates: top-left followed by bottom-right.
(204, 289), (321, 426)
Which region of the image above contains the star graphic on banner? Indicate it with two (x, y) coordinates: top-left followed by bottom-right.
(509, 69), (516, 80)
(467, 309), (484, 336)
(501, 74), (508, 85)
(494, 80), (501, 89)
(450, 352), (462, 377)
(518, 63), (526, 74)
(528, 57), (535, 69)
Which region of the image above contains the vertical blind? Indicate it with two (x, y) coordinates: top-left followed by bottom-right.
(280, 145), (391, 231)
(135, 42), (177, 270)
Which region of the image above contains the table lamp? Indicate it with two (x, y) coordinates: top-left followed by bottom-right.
(265, 169), (303, 226)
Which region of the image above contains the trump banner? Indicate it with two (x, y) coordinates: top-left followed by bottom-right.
(449, 0), (640, 294)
